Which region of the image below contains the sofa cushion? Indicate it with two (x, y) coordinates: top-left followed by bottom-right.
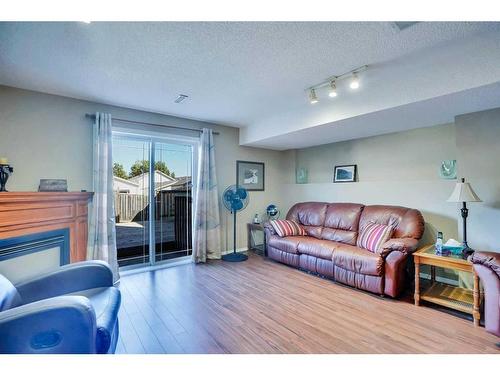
(269, 220), (306, 237)
(297, 238), (339, 260)
(357, 222), (394, 253)
(358, 205), (424, 240)
(321, 228), (357, 245)
(286, 202), (328, 239)
(68, 287), (121, 354)
(268, 235), (303, 254)
(333, 244), (384, 276)
(321, 203), (364, 245)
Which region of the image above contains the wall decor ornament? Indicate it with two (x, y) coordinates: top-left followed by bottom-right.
(296, 167), (308, 184)
(439, 160), (457, 179)
(236, 160), (265, 191)
(333, 165), (357, 183)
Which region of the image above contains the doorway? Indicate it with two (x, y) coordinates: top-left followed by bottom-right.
(112, 132), (197, 268)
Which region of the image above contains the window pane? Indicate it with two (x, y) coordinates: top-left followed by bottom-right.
(112, 135), (151, 267)
(154, 142), (193, 262)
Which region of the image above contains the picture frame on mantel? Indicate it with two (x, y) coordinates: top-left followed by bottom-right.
(333, 165), (357, 183)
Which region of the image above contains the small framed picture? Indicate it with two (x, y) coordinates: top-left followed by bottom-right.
(38, 179), (68, 192)
(333, 165), (357, 183)
(236, 161), (265, 191)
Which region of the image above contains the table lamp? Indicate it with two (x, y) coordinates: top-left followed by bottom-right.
(447, 177), (482, 255)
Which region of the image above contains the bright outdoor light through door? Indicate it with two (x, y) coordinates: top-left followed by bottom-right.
(112, 134), (195, 268)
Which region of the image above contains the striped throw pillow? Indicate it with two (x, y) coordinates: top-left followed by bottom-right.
(270, 220), (306, 237)
(357, 222), (394, 253)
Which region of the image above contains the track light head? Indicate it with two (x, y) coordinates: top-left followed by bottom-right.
(349, 73), (360, 89)
(309, 89), (319, 104)
(328, 81), (338, 98)
(305, 65), (366, 104)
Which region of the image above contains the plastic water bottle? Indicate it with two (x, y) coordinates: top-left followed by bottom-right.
(435, 232), (443, 254)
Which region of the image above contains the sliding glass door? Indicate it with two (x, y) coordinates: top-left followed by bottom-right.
(112, 132), (196, 268)
(154, 142), (193, 262)
(113, 136), (151, 267)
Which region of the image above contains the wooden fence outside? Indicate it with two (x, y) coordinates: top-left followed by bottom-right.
(114, 190), (191, 223)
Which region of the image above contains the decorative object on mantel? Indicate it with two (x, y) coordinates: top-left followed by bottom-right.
(0, 157), (13, 192)
(447, 177), (482, 257)
(334, 164), (357, 183)
(38, 179), (68, 192)
(439, 160), (457, 179)
(296, 167), (308, 184)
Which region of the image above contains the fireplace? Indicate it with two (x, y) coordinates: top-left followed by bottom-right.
(0, 192), (92, 283)
(0, 228), (70, 283)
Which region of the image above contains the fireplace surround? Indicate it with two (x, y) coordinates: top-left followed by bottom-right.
(0, 228), (70, 282)
(0, 192), (92, 281)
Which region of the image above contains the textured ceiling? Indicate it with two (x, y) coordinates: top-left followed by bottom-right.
(1, 22), (500, 149)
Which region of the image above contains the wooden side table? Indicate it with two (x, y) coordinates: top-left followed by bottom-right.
(247, 223), (266, 256)
(413, 244), (481, 326)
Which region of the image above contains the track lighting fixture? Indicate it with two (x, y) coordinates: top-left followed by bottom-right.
(309, 89), (318, 104)
(349, 73), (360, 89)
(306, 65), (367, 104)
(328, 81), (337, 98)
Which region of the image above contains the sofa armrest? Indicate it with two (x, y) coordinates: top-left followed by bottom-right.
(263, 222), (276, 236)
(0, 296), (97, 354)
(15, 261), (114, 304)
(470, 251), (500, 278)
(473, 263), (500, 336)
(380, 238), (419, 257)
(263, 222), (277, 242)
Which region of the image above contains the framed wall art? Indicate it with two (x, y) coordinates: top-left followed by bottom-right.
(333, 165), (357, 183)
(236, 160), (265, 191)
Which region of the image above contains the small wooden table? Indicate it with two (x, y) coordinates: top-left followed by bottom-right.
(247, 223), (266, 256)
(413, 244), (481, 326)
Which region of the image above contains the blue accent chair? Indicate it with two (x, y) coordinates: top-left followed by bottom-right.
(0, 261), (121, 354)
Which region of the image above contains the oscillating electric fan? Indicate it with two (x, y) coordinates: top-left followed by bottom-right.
(222, 184), (249, 262)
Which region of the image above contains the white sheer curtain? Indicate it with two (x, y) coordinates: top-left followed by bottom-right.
(192, 128), (222, 262)
(87, 112), (119, 282)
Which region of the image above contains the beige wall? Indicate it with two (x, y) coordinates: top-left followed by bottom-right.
(0, 85), (287, 252)
(284, 124), (460, 246)
(455, 108), (500, 251)
(284, 110), (500, 253)
(2, 85), (499, 256)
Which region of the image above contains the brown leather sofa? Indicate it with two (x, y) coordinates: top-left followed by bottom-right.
(470, 251), (500, 347)
(264, 202), (425, 297)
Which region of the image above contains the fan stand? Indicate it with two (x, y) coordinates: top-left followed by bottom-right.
(222, 210), (248, 262)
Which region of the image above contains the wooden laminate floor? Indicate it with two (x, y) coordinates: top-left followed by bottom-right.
(115, 253), (499, 354)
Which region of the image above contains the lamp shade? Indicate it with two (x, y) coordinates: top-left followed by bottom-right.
(447, 178), (482, 203)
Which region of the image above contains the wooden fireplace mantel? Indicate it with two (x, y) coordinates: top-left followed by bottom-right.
(0, 192), (93, 262)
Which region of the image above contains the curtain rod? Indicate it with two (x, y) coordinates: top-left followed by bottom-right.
(84, 113), (220, 135)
